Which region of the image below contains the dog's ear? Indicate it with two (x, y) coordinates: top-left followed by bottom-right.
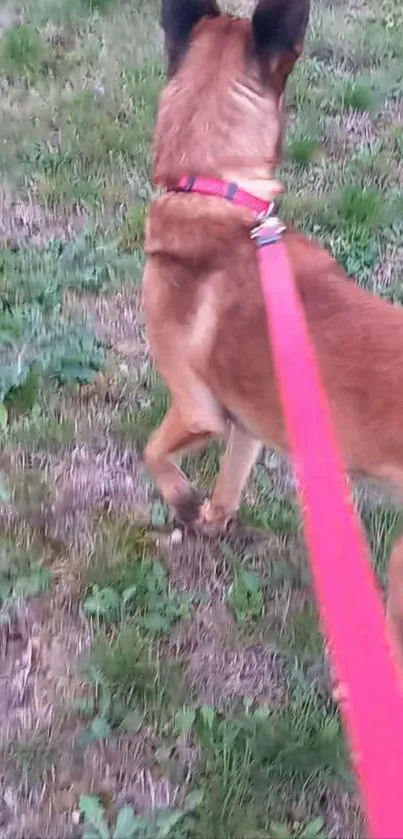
(252, 0), (310, 78)
(161, 0), (220, 74)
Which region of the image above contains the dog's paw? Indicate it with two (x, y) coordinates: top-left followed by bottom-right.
(173, 497), (237, 538)
(174, 491), (204, 528)
(193, 499), (235, 536)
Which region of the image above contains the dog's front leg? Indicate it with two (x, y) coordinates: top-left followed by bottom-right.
(199, 423), (261, 533)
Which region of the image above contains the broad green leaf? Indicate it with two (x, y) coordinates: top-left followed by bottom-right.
(174, 707), (196, 735)
(227, 569), (264, 622)
(79, 796), (110, 839)
(78, 795), (104, 824)
(239, 569), (262, 593)
(300, 817), (326, 838)
(150, 501), (168, 528)
(200, 705), (215, 729)
(183, 788), (204, 812)
(84, 586), (120, 619)
(113, 806), (140, 839)
(142, 611), (170, 633)
(90, 715), (112, 740)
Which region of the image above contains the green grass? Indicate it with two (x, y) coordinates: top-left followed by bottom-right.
(0, 0), (401, 835)
(0, 533), (50, 604)
(1, 24), (49, 76)
(0, 234), (144, 418)
(178, 695), (347, 837)
(2, 735), (57, 790)
(288, 133), (319, 168)
(85, 625), (186, 730)
(336, 80), (375, 112)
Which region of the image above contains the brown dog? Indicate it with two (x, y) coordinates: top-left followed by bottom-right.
(143, 0), (403, 667)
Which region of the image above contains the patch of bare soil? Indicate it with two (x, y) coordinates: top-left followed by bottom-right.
(48, 442), (150, 545)
(162, 530), (289, 708)
(0, 441), (151, 552)
(67, 288), (148, 363)
(0, 585), (185, 838)
(0, 590), (89, 838)
(177, 603), (285, 708)
(0, 198), (86, 248)
(326, 112), (379, 159)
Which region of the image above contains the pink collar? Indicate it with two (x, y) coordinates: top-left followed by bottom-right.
(174, 174), (274, 217)
(173, 175), (285, 246)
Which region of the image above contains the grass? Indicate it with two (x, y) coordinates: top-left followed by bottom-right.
(188, 697), (347, 837)
(0, 0), (401, 836)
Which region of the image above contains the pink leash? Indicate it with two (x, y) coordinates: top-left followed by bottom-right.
(173, 176), (403, 837)
(258, 234), (403, 839)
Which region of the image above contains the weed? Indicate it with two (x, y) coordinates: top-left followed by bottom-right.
(83, 558), (195, 633)
(4, 368), (42, 420)
(0, 230), (144, 418)
(288, 134), (318, 168)
(336, 185), (383, 230)
(280, 604), (324, 665)
(328, 229), (380, 285)
(83, 517), (195, 632)
(2, 736), (56, 790)
(1, 25), (48, 77)
(118, 202), (148, 251)
(184, 697), (347, 836)
(84, 625), (185, 728)
(338, 80), (374, 112)
(227, 568), (264, 624)
(79, 792), (204, 839)
(114, 377), (170, 445)
(0, 536), (49, 607)
(240, 497), (299, 535)
(0, 240), (113, 416)
(360, 500), (402, 582)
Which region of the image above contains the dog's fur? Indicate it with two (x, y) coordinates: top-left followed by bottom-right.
(143, 0), (403, 669)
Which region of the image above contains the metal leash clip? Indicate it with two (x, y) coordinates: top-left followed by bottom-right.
(251, 210), (286, 246)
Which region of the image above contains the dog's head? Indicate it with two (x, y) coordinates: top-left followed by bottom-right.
(153, 0), (310, 191)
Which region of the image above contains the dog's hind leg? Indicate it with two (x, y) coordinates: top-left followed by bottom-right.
(199, 423), (261, 533)
(144, 395), (227, 524)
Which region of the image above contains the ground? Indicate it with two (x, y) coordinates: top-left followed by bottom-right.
(0, 0), (402, 836)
